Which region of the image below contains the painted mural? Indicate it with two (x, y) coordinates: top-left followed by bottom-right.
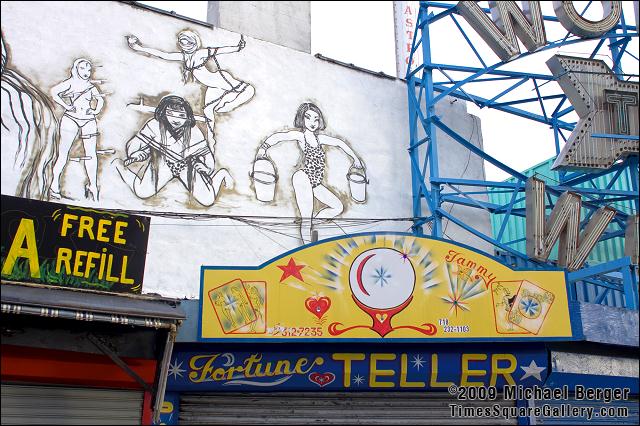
(254, 102), (367, 243)
(50, 58), (106, 201)
(115, 95), (232, 207)
(126, 30), (255, 147)
(1, 2), (488, 297)
(1, 31), (58, 201)
(199, 233), (573, 340)
(0, 20), (376, 245)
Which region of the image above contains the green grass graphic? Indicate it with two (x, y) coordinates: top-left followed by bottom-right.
(1, 256), (114, 291)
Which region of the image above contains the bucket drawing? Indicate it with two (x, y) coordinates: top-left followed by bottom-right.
(347, 166), (368, 203)
(251, 157), (278, 202)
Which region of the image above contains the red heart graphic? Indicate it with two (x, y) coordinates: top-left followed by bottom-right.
(305, 296), (331, 319)
(309, 372), (335, 387)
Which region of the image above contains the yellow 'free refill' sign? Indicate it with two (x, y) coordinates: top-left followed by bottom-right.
(200, 234), (572, 340)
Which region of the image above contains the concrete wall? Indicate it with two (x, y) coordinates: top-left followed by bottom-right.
(1, 1), (489, 298)
(207, 1), (311, 53)
(433, 98), (492, 254)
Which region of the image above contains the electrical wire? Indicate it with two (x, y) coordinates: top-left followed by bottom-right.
(105, 206), (418, 242)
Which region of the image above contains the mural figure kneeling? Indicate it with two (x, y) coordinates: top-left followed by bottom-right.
(115, 95), (232, 207)
(126, 30), (255, 148)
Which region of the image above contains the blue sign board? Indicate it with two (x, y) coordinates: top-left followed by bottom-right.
(166, 344), (548, 392)
(154, 392), (179, 426)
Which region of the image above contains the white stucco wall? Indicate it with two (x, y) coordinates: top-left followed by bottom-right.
(208, 1), (311, 53)
(1, 1), (490, 298)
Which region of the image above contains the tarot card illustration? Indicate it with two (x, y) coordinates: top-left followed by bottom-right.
(231, 281), (267, 334)
(507, 280), (555, 335)
(209, 279), (257, 333)
(491, 281), (529, 334)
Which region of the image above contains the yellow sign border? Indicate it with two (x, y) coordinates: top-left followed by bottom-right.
(199, 233), (574, 342)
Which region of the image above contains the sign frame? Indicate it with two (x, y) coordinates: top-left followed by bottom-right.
(1, 195), (151, 294)
(198, 232), (579, 343)
(166, 342), (550, 392)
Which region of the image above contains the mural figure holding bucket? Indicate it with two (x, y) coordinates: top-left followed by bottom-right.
(254, 102), (366, 244)
(1, 31), (59, 201)
(115, 95), (232, 207)
(49, 58), (105, 201)
(126, 30), (255, 147)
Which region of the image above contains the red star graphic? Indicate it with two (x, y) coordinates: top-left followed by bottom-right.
(277, 257), (305, 282)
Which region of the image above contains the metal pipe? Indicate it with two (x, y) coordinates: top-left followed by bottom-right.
(153, 324), (178, 424)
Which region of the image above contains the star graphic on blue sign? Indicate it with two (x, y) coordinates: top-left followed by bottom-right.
(547, 55), (639, 170)
(353, 374), (365, 386)
(411, 354), (426, 370)
(520, 360), (546, 382)
(168, 359), (186, 380)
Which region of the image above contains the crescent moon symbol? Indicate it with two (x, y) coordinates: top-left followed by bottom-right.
(222, 353), (235, 367)
(356, 253), (376, 296)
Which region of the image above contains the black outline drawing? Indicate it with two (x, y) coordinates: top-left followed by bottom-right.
(1, 30), (59, 200)
(50, 58), (105, 201)
(126, 30), (255, 147)
(255, 102), (365, 244)
(115, 95), (232, 207)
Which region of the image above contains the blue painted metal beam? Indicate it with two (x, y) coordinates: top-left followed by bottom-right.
(420, 2), (443, 238)
(431, 84), (575, 130)
(437, 208), (533, 262)
(497, 180), (523, 242)
(560, 161), (631, 186)
(591, 134), (639, 141)
(408, 1), (638, 308)
(434, 76), (524, 85)
(439, 195), (504, 213)
(424, 2), (456, 25)
(567, 257), (633, 281)
(490, 94), (566, 108)
(449, 13), (486, 68)
(431, 177), (523, 188)
(483, 77), (529, 107)
(427, 63), (555, 82)
(431, 117), (530, 180)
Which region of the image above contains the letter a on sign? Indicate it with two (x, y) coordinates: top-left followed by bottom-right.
(2, 218), (41, 278)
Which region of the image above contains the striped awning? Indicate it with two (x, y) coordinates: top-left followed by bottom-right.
(1, 281), (185, 329)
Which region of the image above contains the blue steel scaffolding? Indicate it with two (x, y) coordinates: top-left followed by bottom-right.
(406, 1), (639, 309)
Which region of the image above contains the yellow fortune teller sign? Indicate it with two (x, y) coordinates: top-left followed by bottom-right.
(199, 233), (573, 340)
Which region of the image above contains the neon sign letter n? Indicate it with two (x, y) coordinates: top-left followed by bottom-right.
(525, 177), (616, 271)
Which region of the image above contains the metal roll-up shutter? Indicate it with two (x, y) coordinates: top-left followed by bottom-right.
(531, 397), (639, 425)
(179, 392), (517, 425)
(1, 384), (144, 425)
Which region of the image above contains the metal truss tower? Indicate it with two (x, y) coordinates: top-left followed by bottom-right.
(406, 1), (639, 309)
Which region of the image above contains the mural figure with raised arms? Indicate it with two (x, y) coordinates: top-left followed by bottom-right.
(126, 30), (255, 148)
(115, 95), (231, 207)
(50, 58), (105, 201)
(1, 31), (59, 201)
(255, 102), (365, 244)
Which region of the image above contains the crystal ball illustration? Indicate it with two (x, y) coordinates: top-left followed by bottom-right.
(348, 248), (415, 310)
